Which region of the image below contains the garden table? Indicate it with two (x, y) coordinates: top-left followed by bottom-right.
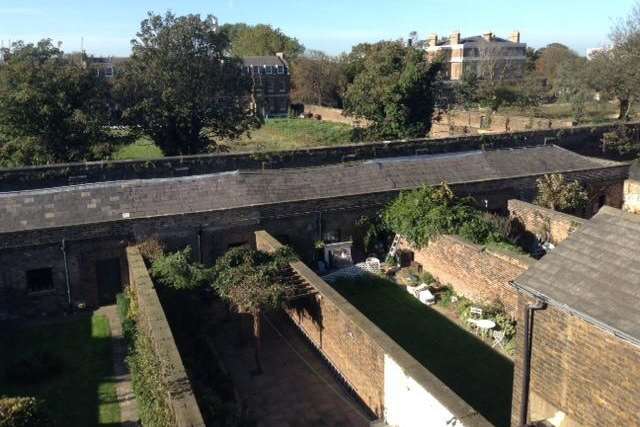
(471, 319), (496, 338)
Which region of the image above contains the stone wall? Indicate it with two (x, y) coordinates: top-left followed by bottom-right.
(256, 231), (492, 427)
(303, 104), (369, 127)
(399, 236), (533, 317)
(126, 246), (205, 427)
(624, 179), (640, 214)
(511, 294), (640, 427)
(1, 121), (635, 192)
(507, 200), (586, 245)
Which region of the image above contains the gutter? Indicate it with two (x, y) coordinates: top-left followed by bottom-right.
(519, 298), (546, 426)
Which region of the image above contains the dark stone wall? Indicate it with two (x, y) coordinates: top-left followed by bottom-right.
(1, 122), (636, 192)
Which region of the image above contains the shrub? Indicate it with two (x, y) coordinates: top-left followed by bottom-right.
(0, 396), (51, 427)
(137, 237), (165, 262)
(116, 292), (136, 344)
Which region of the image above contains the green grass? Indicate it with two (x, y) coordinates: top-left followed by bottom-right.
(230, 118), (354, 152)
(110, 118), (354, 160)
(330, 274), (514, 427)
(0, 314), (120, 426)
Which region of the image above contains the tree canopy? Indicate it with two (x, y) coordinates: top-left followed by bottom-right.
(291, 50), (345, 107)
(0, 40), (111, 166)
(343, 41), (441, 140)
(535, 174), (588, 214)
(221, 23), (304, 58)
(115, 12), (259, 156)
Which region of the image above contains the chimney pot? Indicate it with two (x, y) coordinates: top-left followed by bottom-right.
(483, 32), (494, 42)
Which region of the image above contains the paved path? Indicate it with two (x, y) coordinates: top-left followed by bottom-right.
(96, 305), (139, 426)
(214, 310), (374, 427)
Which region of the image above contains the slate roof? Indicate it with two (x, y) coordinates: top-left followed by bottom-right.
(434, 35), (516, 46)
(0, 146), (625, 234)
(514, 207), (640, 345)
(242, 56), (288, 67)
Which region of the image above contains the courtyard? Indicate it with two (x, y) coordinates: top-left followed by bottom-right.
(0, 313), (120, 426)
(330, 274), (514, 427)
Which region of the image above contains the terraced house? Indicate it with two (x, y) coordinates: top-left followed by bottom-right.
(242, 53), (290, 118)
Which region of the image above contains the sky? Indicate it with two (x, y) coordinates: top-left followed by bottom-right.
(0, 0), (635, 57)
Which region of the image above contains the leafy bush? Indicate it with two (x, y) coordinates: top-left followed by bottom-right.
(535, 173), (588, 214)
(4, 351), (63, 385)
(137, 237), (165, 263)
(0, 396), (51, 427)
(151, 246), (214, 290)
(116, 292), (136, 344)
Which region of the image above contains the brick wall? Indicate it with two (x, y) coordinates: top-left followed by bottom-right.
(256, 231), (492, 426)
(507, 200), (586, 245)
(399, 236), (533, 317)
(126, 246), (205, 427)
(0, 121), (635, 191)
(624, 179), (640, 214)
(511, 294), (640, 427)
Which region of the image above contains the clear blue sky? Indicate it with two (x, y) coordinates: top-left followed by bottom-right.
(0, 0), (634, 57)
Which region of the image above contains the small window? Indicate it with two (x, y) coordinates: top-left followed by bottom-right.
(266, 65), (274, 74)
(27, 268), (54, 293)
(279, 80), (287, 93)
(277, 65), (284, 75)
(105, 67), (113, 77)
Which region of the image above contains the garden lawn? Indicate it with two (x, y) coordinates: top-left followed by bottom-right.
(0, 314), (120, 426)
(330, 274), (514, 427)
(112, 135), (164, 160)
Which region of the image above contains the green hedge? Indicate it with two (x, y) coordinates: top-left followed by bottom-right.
(0, 396), (51, 427)
(116, 291), (175, 427)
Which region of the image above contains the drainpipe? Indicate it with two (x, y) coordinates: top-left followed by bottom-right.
(197, 226), (203, 263)
(519, 299), (546, 426)
(60, 239), (72, 310)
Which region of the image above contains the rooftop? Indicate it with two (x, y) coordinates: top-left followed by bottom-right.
(0, 145), (626, 234)
(242, 55), (288, 67)
(514, 207), (640, 346)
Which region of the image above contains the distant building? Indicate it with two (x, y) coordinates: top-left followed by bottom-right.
(86, 56), (128, 79)
(242, 53), (290, 118)
(425, 31), (527, 81)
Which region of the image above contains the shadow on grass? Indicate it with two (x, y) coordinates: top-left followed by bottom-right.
(331, 275), (514, 427)
(0, 313), (119, 426)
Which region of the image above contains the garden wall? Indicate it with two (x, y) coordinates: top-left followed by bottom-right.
(624, 179), (640, 214)
(126, 246), (205, 427)
(255, 231), (492, 427)
(1, 121), (636, 191)
(507, 200), (586, 245)
(303, 104), (370, 127)
(399, 236), (533, 318)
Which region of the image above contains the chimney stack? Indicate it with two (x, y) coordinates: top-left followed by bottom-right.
(483, 32), (494, 42)
(510, 31), (521, 44)
(450, 32), (461, 45)
(427, 33), (438, 47)
(276, 52), (285, 60)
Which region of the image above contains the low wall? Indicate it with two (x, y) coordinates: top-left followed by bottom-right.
(1, 121), (636, 192)
(256, 231), (492, 427)
(303, 104), (369, 127)
(507, 200), (586, 245)
(624, 179), (640, 214)
(126, 246), (205, 427)
(399, 236), (532, 318)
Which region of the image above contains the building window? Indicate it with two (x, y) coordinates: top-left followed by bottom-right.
(279, 80), (287, 93)
(277, 65), (284, 75)
(26, 268), (54, 293)
(105, 67), (114, 77)
(267, 80), (275, 93)
(266, 65), (274, 74)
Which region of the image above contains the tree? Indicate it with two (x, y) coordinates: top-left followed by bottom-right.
(0, 40), (111, 166)
(221, 23), (304, 58)
(586, 2), (640, 120)
(115, 12), (259, 156)
(150, 247), (213, 290)
(535, 174), (588, 214)
(290, 50), (345, 107)
(555, 57), (591, 123)
(535, 43), (579, 89)
(343, 41), (441, 140)
(212, 246), (295, 374)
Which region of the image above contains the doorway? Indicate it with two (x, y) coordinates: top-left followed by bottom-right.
(96, 258), (122, 306)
